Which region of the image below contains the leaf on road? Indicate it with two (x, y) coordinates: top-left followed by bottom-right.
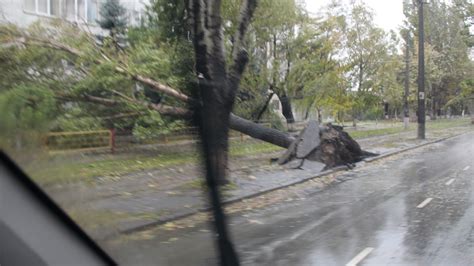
(247, 219), (264, 225)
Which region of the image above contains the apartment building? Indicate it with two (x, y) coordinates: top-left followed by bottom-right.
(0, 0), (149, 29)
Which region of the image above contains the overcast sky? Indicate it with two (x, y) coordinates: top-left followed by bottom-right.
(304, 0), (405, 32)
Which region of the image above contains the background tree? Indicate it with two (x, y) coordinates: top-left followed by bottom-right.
(287, 13), (349, 122)
(345, 2), (392, 125)
(230, 0), (303, 124)
(402, 0), (473, 118)
(97, 0), (127, 47)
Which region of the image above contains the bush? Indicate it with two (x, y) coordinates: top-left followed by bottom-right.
(0, 84), (57, 150)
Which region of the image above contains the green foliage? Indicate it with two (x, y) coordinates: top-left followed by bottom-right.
(0, 21), (189, 142)
(55, 108), (103, 131)
(402, 0), (473, 115)
(97, 0), (127, 32)
(460, 77), (474, 98)
(145, 0), (189, 41)
(288, 12), (350, 118)
(363, 106), (384, 121)
(346, 3), (391, 92)
(0, 84), (57, 149)
(132, 111), (185, 141)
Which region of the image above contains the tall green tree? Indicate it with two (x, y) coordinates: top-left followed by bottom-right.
(345, 2), (392, 124)
(233, 0), (303, 124)
(288, 13), (349, 122)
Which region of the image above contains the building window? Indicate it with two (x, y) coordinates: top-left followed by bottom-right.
(62, 0), (75, 20)
(87, 0), (98, 22)
(77, 0), (85, 21)
(24, 0), (98, 23)
(51, 0), (60, 16)
(24, 0), (36, 12)
(38, 0), (48, 14)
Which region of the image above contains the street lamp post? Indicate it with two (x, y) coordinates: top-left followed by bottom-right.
(417, 0), (426, 139)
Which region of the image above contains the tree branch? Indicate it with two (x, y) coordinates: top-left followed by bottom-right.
(230, 0), (258, 68)
(57, 93), (191, 118)
(228, 0), (258, 91)
(81, 94), (121, 106)
(13, 37), (192, 103)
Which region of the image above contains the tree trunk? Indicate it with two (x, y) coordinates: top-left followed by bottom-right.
(358, 63), (364, 92)
(278, 93), (295, 124)
(231, 115), (377, 168)
(188, 0), (258, 264)
(255, 92), (274, 121)
(468, 98), (474, 124)
(229, 114), (294, 148)
(352, 108), (357, 128)
(431, 85), (437, 120)
(304, 101), (314, 120)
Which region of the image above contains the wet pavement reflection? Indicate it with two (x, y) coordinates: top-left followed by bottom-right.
(109, 133), (474, 265)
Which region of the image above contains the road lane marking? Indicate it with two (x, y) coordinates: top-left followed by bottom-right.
(346, 247), (374, 266)
(417, 198), (433, 208)
(445, 178), (455, 186)
(463, 166), (470, 171)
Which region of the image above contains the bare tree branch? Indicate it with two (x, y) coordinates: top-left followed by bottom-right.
(81, 94), (121, 106)
(230, 0), (258, 74)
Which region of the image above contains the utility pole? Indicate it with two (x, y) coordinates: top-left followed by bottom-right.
(404, 32), (410, 130)
(417, 0), (426, 139)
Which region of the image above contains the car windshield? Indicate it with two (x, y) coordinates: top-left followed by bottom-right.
(1, 0), (473, 265)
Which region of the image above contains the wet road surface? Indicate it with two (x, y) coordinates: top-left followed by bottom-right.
(108, 132), (474, 265)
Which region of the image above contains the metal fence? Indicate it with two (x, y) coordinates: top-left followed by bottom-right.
(45, 130), (113, 152)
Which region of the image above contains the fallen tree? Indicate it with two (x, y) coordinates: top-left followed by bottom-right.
(66, 92), (376, 167)
(2, 24), (376, 170)
(277, 121), (377, 168)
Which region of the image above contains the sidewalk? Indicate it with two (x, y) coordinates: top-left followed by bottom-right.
(47, 122), (474, 240)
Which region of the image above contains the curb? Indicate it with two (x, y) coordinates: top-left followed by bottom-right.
(362, 131), (470, 164)
(115, 131), (471, 238)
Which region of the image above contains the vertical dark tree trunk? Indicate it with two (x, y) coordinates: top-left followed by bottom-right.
(278, 92), (295, 123)
(317, 107), (322, 123)
(304, 101), (314, 120)
(384, 102), (389, 119)
(352, 108), (357, 127)
(188, 1), (258, 265)
(431, 85), (437, 120)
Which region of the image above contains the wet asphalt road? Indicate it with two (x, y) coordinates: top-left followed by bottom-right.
(109, 132), (474, 265)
